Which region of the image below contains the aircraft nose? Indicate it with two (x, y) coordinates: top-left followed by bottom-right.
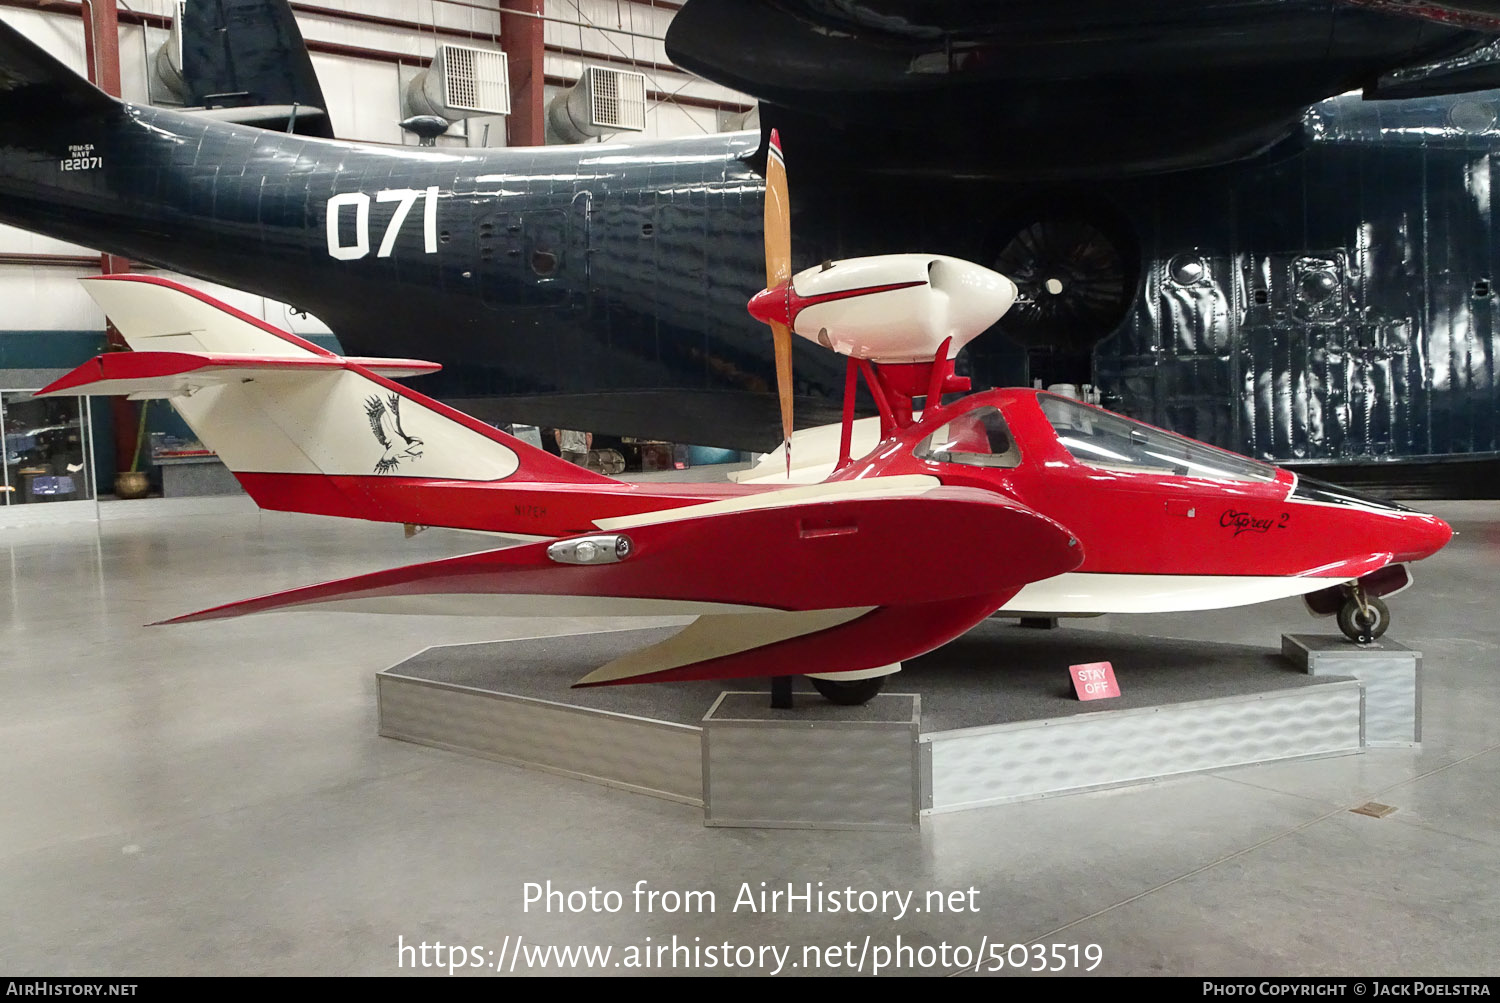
(1393, 511), (1452, 563)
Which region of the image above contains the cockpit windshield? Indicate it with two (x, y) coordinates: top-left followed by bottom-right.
(1039, 394), (1276, 483)
(914, 406), (1021, 468)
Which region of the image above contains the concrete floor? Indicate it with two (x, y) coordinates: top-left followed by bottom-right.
(0, 500), (1496, 976)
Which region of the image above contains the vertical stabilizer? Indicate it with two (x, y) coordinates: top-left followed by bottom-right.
(181, 0), (334, 137)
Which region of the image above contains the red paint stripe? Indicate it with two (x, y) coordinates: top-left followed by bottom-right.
(342, 357), (443, 374)
(749, 278), (927, 329)
(793, 279), (927, 315)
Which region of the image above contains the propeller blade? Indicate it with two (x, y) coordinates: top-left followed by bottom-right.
(772, 319), (794, 473)
(764, 130), (794, 470)
(765, 130), (790, 286)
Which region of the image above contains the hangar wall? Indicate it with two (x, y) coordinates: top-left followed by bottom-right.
(0, 0), (750, 332)
(0, 0), (752, 492)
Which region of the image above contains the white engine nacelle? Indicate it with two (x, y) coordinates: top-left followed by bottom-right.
(788, 254), (1017, 363)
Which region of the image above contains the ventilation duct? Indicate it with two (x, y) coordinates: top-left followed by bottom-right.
(406, 43), (511, 121)
(149, 0), (188, 104)
(548, 67), (648, 143)
(718, 105), (760, 133)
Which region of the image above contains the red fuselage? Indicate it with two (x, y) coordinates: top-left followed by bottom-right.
(835, 388), (1451, 584)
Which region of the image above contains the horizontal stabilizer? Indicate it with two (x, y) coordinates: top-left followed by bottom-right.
(182, 104), (331, 134)
(41, 351), (440, 399)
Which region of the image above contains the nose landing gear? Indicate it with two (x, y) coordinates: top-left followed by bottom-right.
(1337, 587), (1390, 644)
(1305, 566), (1409, 644)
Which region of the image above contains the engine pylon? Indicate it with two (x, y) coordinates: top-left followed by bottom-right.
(745, 136), (1020, 469)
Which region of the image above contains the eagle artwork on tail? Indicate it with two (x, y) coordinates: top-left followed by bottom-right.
(365, 393), (423, 474)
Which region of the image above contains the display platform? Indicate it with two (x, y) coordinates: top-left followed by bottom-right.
(1284, 633), (1421, 747)
(377, 620), (1401, 826)
(155, 455), (242, 497)
(703, 692), (922, 831)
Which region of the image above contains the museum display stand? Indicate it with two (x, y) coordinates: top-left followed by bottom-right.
(701, 693), (922, 830)
(376, 621), (1421, 830)
(154, 454), (242, 497)
(1282, 633), (1421, 746)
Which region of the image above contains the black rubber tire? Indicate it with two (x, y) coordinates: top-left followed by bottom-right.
(1337, 596), (1390, 643)
(808, 674), (888, 706)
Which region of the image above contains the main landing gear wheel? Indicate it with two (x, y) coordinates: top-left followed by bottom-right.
(808, 674), (887, 706)
(1337, 595), (1390, 644)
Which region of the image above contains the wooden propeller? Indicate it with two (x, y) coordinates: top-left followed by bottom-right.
(763, 130), (794, 473)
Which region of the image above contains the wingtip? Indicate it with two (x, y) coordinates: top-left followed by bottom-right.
(572, 671), (636, 689)
(148, 609), (216, 626)
(35, 356), (105, 397)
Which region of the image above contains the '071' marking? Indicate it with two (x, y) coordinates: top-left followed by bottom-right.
(326, 186), (439, 260)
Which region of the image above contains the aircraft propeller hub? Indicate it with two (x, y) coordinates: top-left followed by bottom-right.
(746, 283), (793, 328)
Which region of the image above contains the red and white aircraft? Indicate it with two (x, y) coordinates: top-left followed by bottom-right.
(40, 134), (1451, 704)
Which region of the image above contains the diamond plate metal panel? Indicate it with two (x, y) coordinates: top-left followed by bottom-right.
(1284, 634), (1421, 747)
(703, 693), (920, 830)
(378, 673), (702, 804)
(925, 682), (1363, 812)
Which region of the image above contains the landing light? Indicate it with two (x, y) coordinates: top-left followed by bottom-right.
(548, 534), (633, 565)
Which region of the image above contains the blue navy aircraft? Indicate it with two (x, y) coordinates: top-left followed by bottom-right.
(5, 1), (1500, 495)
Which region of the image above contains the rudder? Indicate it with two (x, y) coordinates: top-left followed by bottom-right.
(179, 0), (335, 138)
